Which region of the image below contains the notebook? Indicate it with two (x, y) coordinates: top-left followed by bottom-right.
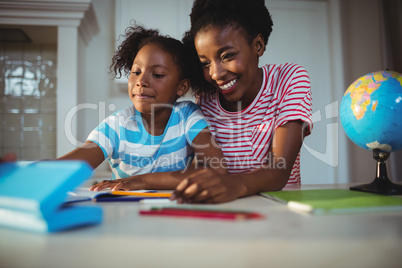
(261, 189), (402, 215)
(66, 187), (166, 203)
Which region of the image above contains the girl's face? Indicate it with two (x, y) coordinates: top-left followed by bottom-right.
(194, 25), (264, 109)
(128, 44), (188, 114)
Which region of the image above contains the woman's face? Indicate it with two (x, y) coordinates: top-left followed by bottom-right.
(128, 44), (187, 114)
(194, 25), (264, 108)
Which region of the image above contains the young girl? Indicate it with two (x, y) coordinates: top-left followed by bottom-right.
(59, 25), (226, 191)
(170, 0), (313, 203)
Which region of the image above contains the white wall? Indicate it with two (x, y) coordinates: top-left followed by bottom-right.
(262, 0), (348, 184)
(77, 0), (129, 147)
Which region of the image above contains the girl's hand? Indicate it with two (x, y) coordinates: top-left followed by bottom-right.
(89, 176), (145, 191)
(170, 168), (246, 204)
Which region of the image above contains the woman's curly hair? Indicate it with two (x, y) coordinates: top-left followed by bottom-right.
(111, 23), (191, 81)
(184, 0), (274, 96)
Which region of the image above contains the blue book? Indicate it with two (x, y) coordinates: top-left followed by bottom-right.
(0, 161), (103, 233)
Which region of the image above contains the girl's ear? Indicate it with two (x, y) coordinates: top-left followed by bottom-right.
(254, 34), (265, 57)
(177, 79), (190, 97)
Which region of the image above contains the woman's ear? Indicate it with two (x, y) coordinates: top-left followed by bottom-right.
(254, 34), (265, 57)
(177, 79), (190, 97)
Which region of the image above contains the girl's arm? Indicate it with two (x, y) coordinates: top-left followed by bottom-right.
(58, 141), (105, 169)
(170, 120), (306, 203)
(90, 127), (227, 191)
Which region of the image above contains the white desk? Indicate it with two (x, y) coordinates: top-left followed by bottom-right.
(1, 183), (402, 268)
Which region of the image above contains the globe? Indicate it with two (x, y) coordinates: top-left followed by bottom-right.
(340, 70), (402, 153)
(340, 70), (402, 195)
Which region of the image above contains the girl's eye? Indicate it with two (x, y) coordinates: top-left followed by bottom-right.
(153, 73), (165, 79)
(200, 61), (210, 69)
(132, 71), (140, 76)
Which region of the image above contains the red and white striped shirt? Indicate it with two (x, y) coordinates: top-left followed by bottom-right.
(198, 63), (313, 184)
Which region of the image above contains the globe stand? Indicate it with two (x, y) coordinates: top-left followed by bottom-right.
(350, 149), (402, 195)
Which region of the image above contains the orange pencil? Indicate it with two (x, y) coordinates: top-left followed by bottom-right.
(111, 191), (172, 198)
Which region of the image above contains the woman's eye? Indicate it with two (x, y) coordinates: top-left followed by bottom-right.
(222, 53), (235, 60)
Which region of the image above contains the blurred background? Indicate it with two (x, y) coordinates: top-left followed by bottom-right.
(0, 0), (401, 185)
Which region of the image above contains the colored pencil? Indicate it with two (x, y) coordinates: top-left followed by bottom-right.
(93, 196), (168, 202)
(139, 207), (264, 221)
(111, 191), (172, 198)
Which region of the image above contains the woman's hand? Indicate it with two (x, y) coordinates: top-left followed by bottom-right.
(89, 176), (146, 191)
(170, 168), (246, 204)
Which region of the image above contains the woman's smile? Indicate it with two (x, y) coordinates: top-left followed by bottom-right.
(217, 78), (238, 94)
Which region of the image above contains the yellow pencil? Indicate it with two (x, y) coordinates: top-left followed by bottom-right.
(111, 191), (172, 198)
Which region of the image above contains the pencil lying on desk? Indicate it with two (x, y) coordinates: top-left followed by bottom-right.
(139, 207), (264, 221)
(111, 191), (172, 198)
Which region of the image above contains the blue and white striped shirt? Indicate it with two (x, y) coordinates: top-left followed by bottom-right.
(87, 101), (209, 180)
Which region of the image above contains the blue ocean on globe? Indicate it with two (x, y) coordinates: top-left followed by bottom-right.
(340, 71), (402, 152)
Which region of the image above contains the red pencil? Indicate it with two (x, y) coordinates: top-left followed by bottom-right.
(139, 208), (264, 221)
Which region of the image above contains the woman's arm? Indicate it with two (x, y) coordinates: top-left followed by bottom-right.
(58, 141), (105, 169)
(170, 120), (306, 203)
(188, 127), (228, 174)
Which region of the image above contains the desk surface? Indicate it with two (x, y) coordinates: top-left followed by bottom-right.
(1, 183), (402, 268)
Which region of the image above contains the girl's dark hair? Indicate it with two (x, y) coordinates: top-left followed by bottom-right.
(184, 0), (274, 96)
(111, 24), (190, 80)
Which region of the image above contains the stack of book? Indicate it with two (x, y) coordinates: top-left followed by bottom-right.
(0, 161), (103, 233)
